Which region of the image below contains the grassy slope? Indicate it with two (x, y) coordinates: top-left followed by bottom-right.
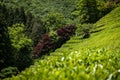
(5, 6), (120, 80)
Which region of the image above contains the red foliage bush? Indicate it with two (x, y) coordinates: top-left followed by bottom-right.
(33, 34), (51, 58)
(57, 24), (76, 40)
(33, 24), (76, 58)
(33, 33), (57, 58)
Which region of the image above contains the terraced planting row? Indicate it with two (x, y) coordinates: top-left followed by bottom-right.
(4, 47), (120, 80)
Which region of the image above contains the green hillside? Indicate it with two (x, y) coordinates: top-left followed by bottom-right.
(4, 5), (120, 80)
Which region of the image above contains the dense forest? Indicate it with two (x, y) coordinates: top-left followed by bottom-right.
(0, 0), (120, 79)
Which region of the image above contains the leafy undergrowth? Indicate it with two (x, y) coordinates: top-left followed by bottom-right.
(4, 6), (120, 80)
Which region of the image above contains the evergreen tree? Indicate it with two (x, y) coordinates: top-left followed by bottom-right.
(19, 7), (26, 24)
(8, 23), (33, 71)
(72, 0), (99, 23)
(0, 4), (14, 70)
(13, 8), (20, 24)
(7, 8), (14, 26)
(25, 12), (34, 37)
(13, 7), (26, 24)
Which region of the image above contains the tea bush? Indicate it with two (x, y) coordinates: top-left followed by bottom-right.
(4, 48), (120, 80)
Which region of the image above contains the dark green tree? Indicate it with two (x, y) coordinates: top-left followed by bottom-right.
(15, 45), (33, 71)
(13, 8), (20, 24)
(13, 7), (26, 24)
(25, 12), (34, 37)
(8, 23), (33, 71)
(19, 7), (26, 24)
(0, 4), (14, 70)
(7, 8), (14, 26)
(72, 0), (99, 23)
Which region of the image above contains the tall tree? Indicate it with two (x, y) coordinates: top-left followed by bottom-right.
(25, 12), (34, 37)
(0, 4), (14, 70)
(72, 0), (99, 23)
(19, 7), (26, 24)
(8, 23), (33, 71)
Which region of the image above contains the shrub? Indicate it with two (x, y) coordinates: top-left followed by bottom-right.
(0, 67), (19, 79)
(82, 29), (90, 39)
(56, 24), (76, 41)
(71, 0), (99, 23)
(43, 12), (66, 32)
(8, 24), (33, 71)
(33, 24), (76, 58)
(33, 34), (55, 58)
(56, 24), (76, 48)
(15, 45), (33, 71)
(75, 23), (93, 37)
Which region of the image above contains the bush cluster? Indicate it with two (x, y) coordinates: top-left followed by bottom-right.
(0, 67), (19, 79)
(75, 23), (93, 38)
(33, 25), (76, 58)
(33, 34), (56, 58)
(8, 24), (33, 71)
(57, 25), (76, 41)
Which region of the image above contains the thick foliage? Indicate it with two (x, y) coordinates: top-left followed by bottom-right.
(82, 29), (90, 39)
(0, 67), (19, 79)
(5, 48), (120, 80)
(8, 24), (33, 71)
(0, 4), (34, 77)
(72, 0), (99, 23)
(33, 25), (76, 58)
(2, 2), (120, 80)
(97, 0), (120, 18)
(43, 12), (66, 32)
(5, 11), (120, 79)
(2, 6), (26, 27)
(75, 23), (93, 38)
(0, 4), (14, 71)
(1, 0), (119, 48)
(57, 25), (76, 41)
(33, 34), (55, 58)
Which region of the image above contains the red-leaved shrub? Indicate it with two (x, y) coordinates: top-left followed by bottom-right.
(57, 24), (76, 41)
(33, 24), (76, 58)
(33, 33), (57, 58)
(33, 34), (50, 58)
